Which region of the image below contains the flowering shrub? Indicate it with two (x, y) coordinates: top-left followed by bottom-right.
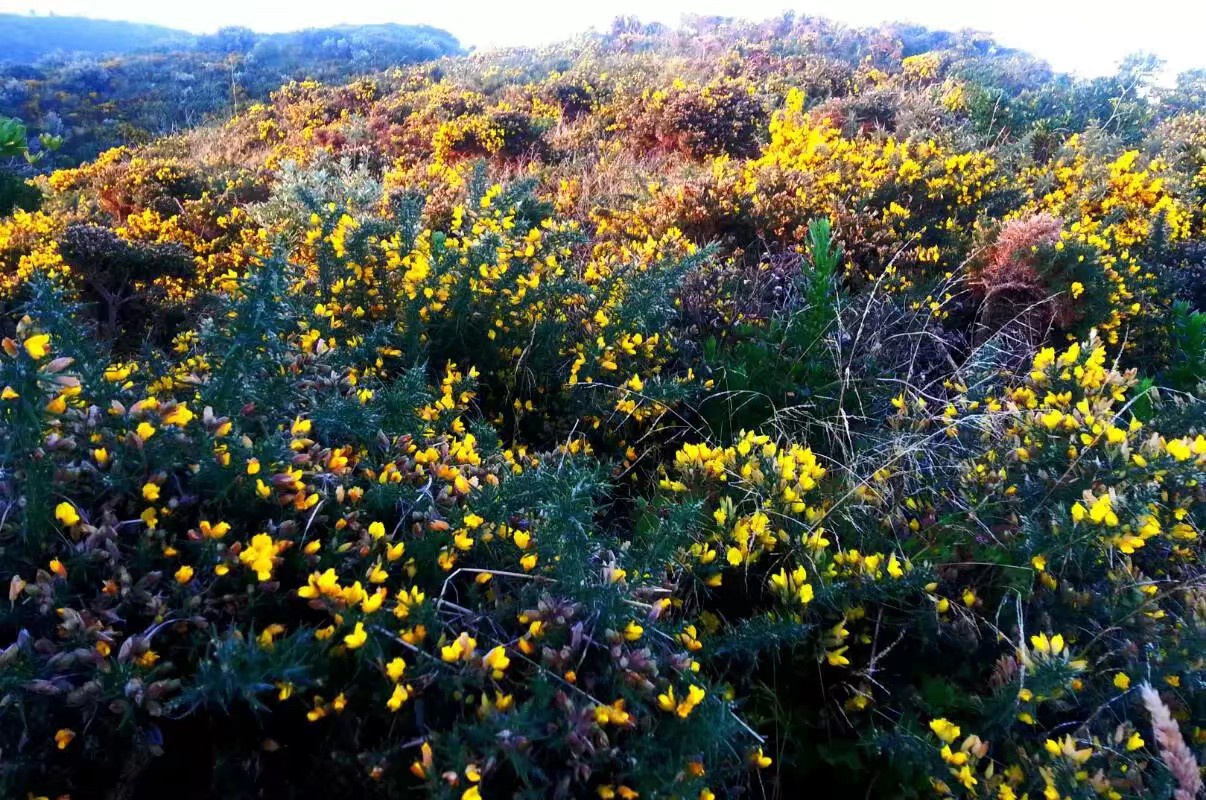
(0, 11), (1204, 800)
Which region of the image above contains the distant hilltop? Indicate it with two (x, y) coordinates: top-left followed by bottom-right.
(0, 13), (193, 62)
(0, 13), (462, 64)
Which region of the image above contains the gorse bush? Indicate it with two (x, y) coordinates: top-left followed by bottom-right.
(0, 11), (1204, 800)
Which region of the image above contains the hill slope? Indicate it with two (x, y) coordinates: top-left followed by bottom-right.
(0, 12), (1204, 800)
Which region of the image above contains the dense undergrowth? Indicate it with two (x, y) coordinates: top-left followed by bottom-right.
(1, 13), (1205, 800)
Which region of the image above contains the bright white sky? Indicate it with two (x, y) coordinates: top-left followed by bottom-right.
(2, 1), (1205, 79)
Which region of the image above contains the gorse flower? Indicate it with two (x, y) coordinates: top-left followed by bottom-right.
(54, 502), (79, 527)
(238, 533), (280, 582)
(657, 684), (706, 718)
(929, 718), (962, 744)
(23, 333), (51, 360)
(343, 622), (368, 650)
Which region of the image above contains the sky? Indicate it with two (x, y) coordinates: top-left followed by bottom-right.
(2, 0), (1205, 80)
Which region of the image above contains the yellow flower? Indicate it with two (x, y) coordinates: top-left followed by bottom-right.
(1040, 409), (1063, 430)
(1044, 734), (1092, 763)
(175, 565), (195, 584)
(55, 502), (80, 527)
(136, 421), (156, 441)
(54, 728), (75, 749)
(386, 682), (411, 711)
(658, 684), (705, 718)
(1114, 673), (1130, 690)
(23, 333), (51, 359)
(200, 520), (230, 540)
(344, 621), (368, 650)
(386, 657), (407, 682)
(238, 533), (279, 581)
(141, 482), (160, 501)
(1166, 438), (1191, 461)
(679, 684), (706, 717)
(826, 646), (850, 667)
(162, 403), (194, 427)
(361, 587), (387, 614)
(367, 563), (389, 584)
(1088, 494), (1118, 526)
(1030, 632), (1064, 656)
(441, 632), (477, 662)
(929, 718), (961, 744)
(482, 645), (511, 679)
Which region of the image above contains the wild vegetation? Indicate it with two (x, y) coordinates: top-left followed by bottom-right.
(0, 12), (1205, 800)
(0, 17), (463, 170)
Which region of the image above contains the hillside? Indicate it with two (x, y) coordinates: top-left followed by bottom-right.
(0, 18), (463, 168)
(0, 12), (1204, 800)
